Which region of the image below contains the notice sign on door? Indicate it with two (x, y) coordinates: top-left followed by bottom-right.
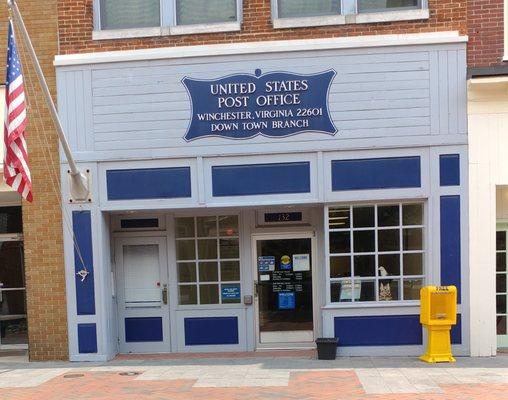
(293, 254), (310, 271)
(258, 256), (275, 272)
(278, 292), (296, 310)
(221, 284), (241, 301)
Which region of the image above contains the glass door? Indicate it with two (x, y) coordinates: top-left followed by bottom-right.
(0, 240), (27, 349)
(497, 227), (508, 348)
(254, 234), (314, 345)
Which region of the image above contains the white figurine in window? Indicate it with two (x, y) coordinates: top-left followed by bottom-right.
(379, 266), (392, 301)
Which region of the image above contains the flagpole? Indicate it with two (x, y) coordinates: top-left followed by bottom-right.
(6, 0), (90, 202)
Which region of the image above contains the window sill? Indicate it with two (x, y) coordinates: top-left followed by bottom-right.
(273, 15), (345, 29)
(353, 8), (430, 24)
(272, 9), (429, 30)
(92, 22), (241, 41)
(170, 21), (241, 36)
(322, 301), (420, 310)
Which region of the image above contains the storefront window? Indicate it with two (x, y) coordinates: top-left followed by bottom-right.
(328, 203), (425, 303)
(176, 215), (241, 305)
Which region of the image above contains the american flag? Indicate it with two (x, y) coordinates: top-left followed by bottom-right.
(4, 20), (32, 202)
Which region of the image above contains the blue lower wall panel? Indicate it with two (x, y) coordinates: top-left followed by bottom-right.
(185, 317), (239, 346)
(125, 317), (163, 342)
(107, 167), (191, 200)
(78, 323), (97, 354)
(440, 195), (462, 302)
(212, 162), (310, 197)
(331, 156), (421, 191)
(440, 154), (460, 187)
(334, 315), (422, 346)
(73, 211), (95, 316)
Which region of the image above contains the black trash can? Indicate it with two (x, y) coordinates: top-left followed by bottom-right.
(315, 338), (338, 360)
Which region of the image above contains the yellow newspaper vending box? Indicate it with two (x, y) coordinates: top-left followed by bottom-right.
(419, 286), (457, 363)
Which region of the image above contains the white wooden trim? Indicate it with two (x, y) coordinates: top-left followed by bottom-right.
(55, 31), (467, 67)
(92, 27), (165, 41)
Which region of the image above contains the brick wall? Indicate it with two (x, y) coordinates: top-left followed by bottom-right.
(468, 0), (505, 68)
(58, 0), (466, 54)
(1, 1), (68, 360)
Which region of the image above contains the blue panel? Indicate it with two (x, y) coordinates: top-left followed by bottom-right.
(107, 167), (191, 200)
(184, 317), (239, 346)
(440, 196), (462, 302)
(125, 317), (163, 342)
(440, 154), (460, 186)
(451, 315), (462, 344)
(73, 211), (95, 316)
(78, 323), (97, 354)
(331, 156), (421, 191)
(212, 162), (310, 197)
(334, 315), (422, 346)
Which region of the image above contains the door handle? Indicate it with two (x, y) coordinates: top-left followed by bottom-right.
(162, 284), (168, 305)
(254, 281), (258, 297)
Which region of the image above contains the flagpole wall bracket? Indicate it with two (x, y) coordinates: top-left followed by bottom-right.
(68, 169), (91, 203)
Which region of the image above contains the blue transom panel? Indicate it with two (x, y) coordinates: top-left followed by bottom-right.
(331, 156), (421, 191)
(212, 162), (311, 197)
(106, 167), (191, 201)
(439, 154), (460, 186)
(182, 69), (337, 140)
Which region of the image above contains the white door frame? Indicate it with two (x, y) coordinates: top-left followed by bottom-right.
(115, 236), (171, 353)
(251, 231), (318, 349)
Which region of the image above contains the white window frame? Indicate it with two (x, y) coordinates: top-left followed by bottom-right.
(93, 0), (242, 40)
(271, 0), (429, 29)
(325, 202), (426, 306)
(175, 215), (242, 307)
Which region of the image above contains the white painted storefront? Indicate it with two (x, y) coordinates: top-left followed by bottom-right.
(54, 32), (471, 361)
(468, 77), (508, 356)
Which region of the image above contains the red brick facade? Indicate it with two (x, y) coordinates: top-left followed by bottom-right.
(58, 0), (466, 55)
(467, 0), (505, 68)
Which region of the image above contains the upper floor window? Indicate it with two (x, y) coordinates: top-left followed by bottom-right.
(272, 0), (428, 28)
(277, 0), (341, 19)
(95, 0), (242, 38)
(100, 0), (160, 30)
(176, 0), (238, 25)
(357, 0), (420, 13)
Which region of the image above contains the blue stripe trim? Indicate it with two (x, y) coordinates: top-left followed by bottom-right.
(440, 195), (462, 302)
(78, 323), (97, 354)
(184, 317), (239, 346)
(334, 315), (422, 346)
(125, 317), (163, 342)
(73, 211), (95, 316)
(331, 156), (421, 191)
(212, 162), (310, 197)
(439, 154), (460, 186)
(107, 167), (192, 200)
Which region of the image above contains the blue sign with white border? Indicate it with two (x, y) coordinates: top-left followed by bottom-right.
(258, 256), (275, 272)
(221, 284), (241, 301)
(278, 292), (296, 310)
(182, 69), (337, 141)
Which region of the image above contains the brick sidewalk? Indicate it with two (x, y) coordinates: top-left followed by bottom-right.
(0, 355), (507, 400)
